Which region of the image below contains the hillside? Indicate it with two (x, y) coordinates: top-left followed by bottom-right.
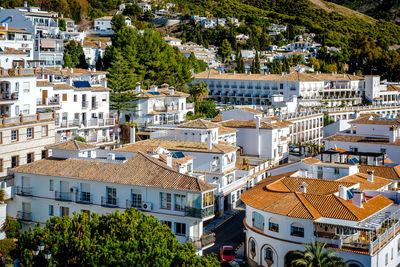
(328, 0), (400, 23)
(173, 0), (400, 47)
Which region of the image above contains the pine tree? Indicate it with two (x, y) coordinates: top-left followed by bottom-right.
(220, 39), (232, 63)
(108, 52), (139, 122)
(254, 51), (261, 74)
(96, 54), (104, 71)
(63, 52), (73, 68)
(236, 51), (245, 73)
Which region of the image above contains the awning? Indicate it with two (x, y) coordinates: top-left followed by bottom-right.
(40, 39), (56, 48)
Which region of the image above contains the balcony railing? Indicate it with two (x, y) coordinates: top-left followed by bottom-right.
(76, 192), (92, 204)
(190, 233), (216, 249)
(101, 196), (119, 207)
(92, 102), (99, 109)
(185, 206), (214, 219)
(17, 211), (32, 221)
(55, 191), (72, 202)
(82, 101), (89, 109)
(16, 186), (32, 196)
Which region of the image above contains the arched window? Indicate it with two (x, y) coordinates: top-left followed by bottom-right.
(252, 211), (264, 230)
(268, 218), (279, 232)
(290, 222), (304, 237)
(264, 247), (273, 260)
(249, 239), (256, 258)
(347, 261), (362, 267)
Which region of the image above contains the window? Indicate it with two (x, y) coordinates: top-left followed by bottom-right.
(252, 211), (264, 230)
(49, 180), (54, 191)
(174, 194), (186, 211)
(250, 239), (256, 258)
(27, 152), (34, 163)
(202, 191), (214, 207)
(60, 207), (69, 217)
(268, 218), (279, 232)
(280, 83), (284, 89)
(381, 148), (387, 154)
(74, 95), (77, 102)
(27, 127), (33, 139)
(187, 163), (192, 173)
(23, 82), (29, 92)
(41, 150), (48, 159)
(291, 223), (304, 237)
(49, 205), (54, 216)
(334, 168), (339, 175)
(236, 190), (240, 201)
(23, 104), (29, 114)
(175, 222), (186, 235)
(0, 159), (2, 173)
(41, 126), (48, 137)
(132, 193), (142, 208)
(11, 156), (19, 168)
(11, 130), (18, 141)
(385, 253), (388, 265)
(106, 187), (117, 205)
(161, 220), (172, 228)
(0, 132), (2, 144)
(264, 247), (273, 261)
(160, 192), (171, 209)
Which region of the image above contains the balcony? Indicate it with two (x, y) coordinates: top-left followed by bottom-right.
(101, 196), (119, 208)
(0, 91), (18, 102)
(36, 97), (60, 106)
(82, 101), (89, 109)
(185, 206), (214, 219)
(91, 101), (99, 109)
(16, 186), (32, 196)
(190, 233), (216, 249)
(59, 120), (80, 128)
(76, 192), (91, 204)
(17, 211), (32, 221)
(55, 191), (72, 202)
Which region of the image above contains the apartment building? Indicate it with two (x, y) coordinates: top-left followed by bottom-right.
(35, 68), (115, 143)
(282, 112), (323, 145)
(323, 114), (400, 164)
(82, 39), (110, 67)
(93, 16), (132, 36)
(241, 172), (400, 267)
(119, 84), (194, 126)
(0, 25), (33, 62)
(194, 70), (366, 107)
(8, 140), (216, 254)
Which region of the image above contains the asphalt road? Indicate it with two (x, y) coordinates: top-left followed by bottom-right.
(204, 210), (246, 256)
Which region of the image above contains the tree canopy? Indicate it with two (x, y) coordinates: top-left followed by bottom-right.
(14, 208), (219, 266)
(63, 41), (88, 69)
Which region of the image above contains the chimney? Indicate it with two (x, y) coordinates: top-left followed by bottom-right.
(24, 1), (27, 7)
(4, 23), (8, 31)
(249, 71), (251, 75)
(169, 86), (175, 95)
(389, 126), (397, 143)
(70, 68), (74, 73)
(107, 153), (115, 161)
(233, 71), (236, 75)
(207, 130), (212, 150)
(281, 72), (284, 76)
(255, 115), (261, 130)
(130, 125), (135, 143)
(150, 85), (158, 92)
(338, 185), (347, 200)
(166, 154), (173, 168)
(352, 189), (363, 208)
(367, 170), (374, 182)
(300, 182), (307, 193)
(135, 82), (141, 94)
(98, 41), (101, 47)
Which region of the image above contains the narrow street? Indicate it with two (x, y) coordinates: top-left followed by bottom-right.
(204, 210), (246, 256)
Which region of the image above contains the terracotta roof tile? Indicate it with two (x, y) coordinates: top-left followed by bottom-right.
(211, 114), (222, 122)
(218, 126), (238, 135)
(47, 140), (96, 151)
(337, 173), (393, 190)
(324, 134), (400, 146)
(358, 165), (400, 180)
(11, 152), (214, 192)
(178, 119), (219, 129)
(301, 157), (321, 164)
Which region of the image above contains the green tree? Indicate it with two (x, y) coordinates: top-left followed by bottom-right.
(123, 3), (142, 19)
(58, 19), (66, 31)
(253, 51), (260, 74)
(95, 54), (104, 70)
(220, 39), (232, 63)
(108, 53), (139, 122)
(196, 100), (219, 118)
(15, 209), (219, 266)
(111, 14), (126, 32)
(63, 41), (88, 69)
(236, 51), (245, 73)
(289, 239), (346, 267)
(189, 82), (209, 102)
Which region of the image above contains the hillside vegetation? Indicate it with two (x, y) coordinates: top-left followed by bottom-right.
(329, 0), (400, 22)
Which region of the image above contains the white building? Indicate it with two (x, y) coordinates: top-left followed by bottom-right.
(82, 39), (110, 67)
(0, 25), (33, 62)
(8, 140), (216, 254)
(138, 3), (152, 12)
(236, 34), (249, 42)
(164, 36), (182, 46)
(194, 70), (368, 107)
(93, 16), (132, 36)
(217, 108), (291, 165)
(323, 114), (400, 164)
(241, 171), (400, 267)
(35, 68), (115, 143)
(119, 84), (193, 126)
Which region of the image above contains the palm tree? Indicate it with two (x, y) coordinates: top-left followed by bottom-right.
(289, 239), (346, 267)
(189, 82), (209, 102)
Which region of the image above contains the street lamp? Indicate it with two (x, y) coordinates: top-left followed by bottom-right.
(31, 241), (51, 261)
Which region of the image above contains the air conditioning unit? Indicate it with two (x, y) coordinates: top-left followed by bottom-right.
(141, 202), (152, 211)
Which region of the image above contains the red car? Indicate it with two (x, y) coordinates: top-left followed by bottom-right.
(220, 246), (236, 263)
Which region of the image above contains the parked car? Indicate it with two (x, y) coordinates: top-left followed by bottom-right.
(220, 246), (236, 263)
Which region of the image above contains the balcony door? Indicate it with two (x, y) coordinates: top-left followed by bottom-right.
(60, 181), (69, 193)
(22, 202), (31, 213)
(42, 90), (47, 104)
(21, 176), (30, 189)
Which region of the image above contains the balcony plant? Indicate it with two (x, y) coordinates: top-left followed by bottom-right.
(0, 189), (5, 204)
(1, 216), (21, 239)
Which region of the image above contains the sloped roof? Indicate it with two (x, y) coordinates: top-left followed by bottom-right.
(117, 139), (238, 154)
(358, 165), (400, 180)
(10, 152), (214, 192)
(178, 119), (220, 129)
(241, 173), (393, 221)
(47, 140), (96, 151)
(337, 173), (393, 190)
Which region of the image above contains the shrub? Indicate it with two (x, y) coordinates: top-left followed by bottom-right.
(1, 217), (21, 239)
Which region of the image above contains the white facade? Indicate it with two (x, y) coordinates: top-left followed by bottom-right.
(93, 16), (132, 36)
